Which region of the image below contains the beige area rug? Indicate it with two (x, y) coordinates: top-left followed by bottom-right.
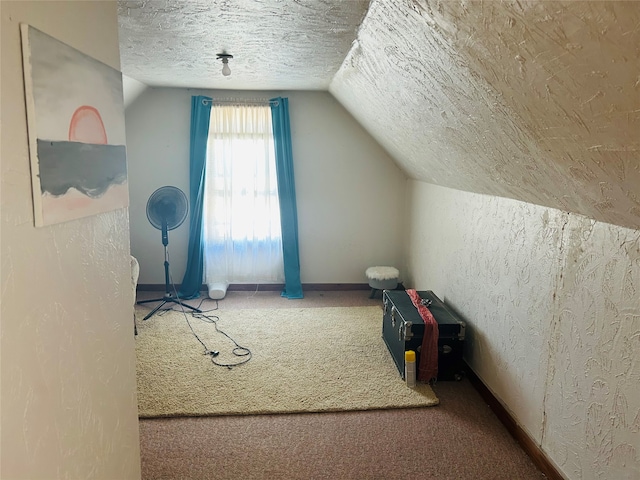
(135, 305), (439, 417)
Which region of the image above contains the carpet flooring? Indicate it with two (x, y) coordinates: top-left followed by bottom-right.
(135, 305), (438, 417)
(136, 290), (546, 480)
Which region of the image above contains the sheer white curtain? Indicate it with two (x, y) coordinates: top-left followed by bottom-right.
(203, 104), (284, 287)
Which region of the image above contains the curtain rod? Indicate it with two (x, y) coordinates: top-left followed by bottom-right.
(202, 98), (279, 106)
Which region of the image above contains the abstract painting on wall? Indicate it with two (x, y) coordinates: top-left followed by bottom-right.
(20, 24), (128, 227)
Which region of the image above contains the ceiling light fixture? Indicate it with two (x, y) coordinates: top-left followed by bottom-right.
(216, 53), (233, 77)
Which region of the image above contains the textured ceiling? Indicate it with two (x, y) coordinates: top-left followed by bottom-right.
(330, 0), (640, 229)
(118, 0), (640, 230)
(117, 0), (369, 90)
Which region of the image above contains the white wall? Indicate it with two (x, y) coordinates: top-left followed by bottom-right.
(0, 2), (141, 479)
(126, 88), (407, 285)
(406, 180), (640, 480)
(122, 74), (148, 108)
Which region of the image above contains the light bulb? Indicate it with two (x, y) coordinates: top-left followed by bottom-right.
(222, 60), (231, 76)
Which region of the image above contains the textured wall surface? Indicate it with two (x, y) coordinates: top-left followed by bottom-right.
(125, 89), (406, 285)
(544, 215), (640, 479)
(331, 0), (640, 230)
(118, 0), (368, 90)
(406, 181), (640, 479)
(0, 1), (141, 478)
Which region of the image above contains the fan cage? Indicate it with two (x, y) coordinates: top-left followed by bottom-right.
(146, 186), (188, 231)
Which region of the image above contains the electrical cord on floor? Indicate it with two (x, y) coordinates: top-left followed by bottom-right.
(162, 256), (251, 369)
(189, 311), (252, 368)
(193, 295), (220, 313)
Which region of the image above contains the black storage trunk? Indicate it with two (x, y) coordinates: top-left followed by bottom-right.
(382, 290), (466, 381)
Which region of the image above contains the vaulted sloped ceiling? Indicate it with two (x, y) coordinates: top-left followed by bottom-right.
(118, 0), (639, 230)
(330, 0), (640, 230)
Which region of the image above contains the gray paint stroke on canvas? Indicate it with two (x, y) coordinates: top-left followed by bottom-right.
(37, 140), (127, 197)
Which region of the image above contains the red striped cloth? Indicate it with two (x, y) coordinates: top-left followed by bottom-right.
(406, 289), (439, 382)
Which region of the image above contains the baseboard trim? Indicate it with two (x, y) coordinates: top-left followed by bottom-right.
(303, 283), (370, 291)
(137, 283), (370, 292)
(464, 362), (564, 480)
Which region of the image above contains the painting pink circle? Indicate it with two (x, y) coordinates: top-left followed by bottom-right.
(68, 105), (107, 144)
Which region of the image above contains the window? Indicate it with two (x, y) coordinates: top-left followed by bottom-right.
(203, 104), (284, 284)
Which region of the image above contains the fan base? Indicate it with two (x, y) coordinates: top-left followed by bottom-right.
(137, 295), (202, 320)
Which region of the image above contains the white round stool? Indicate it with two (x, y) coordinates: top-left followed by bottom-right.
(365, 266), (399, 299)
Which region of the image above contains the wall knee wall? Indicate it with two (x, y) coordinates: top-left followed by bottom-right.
(406, 180), (640, 480)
